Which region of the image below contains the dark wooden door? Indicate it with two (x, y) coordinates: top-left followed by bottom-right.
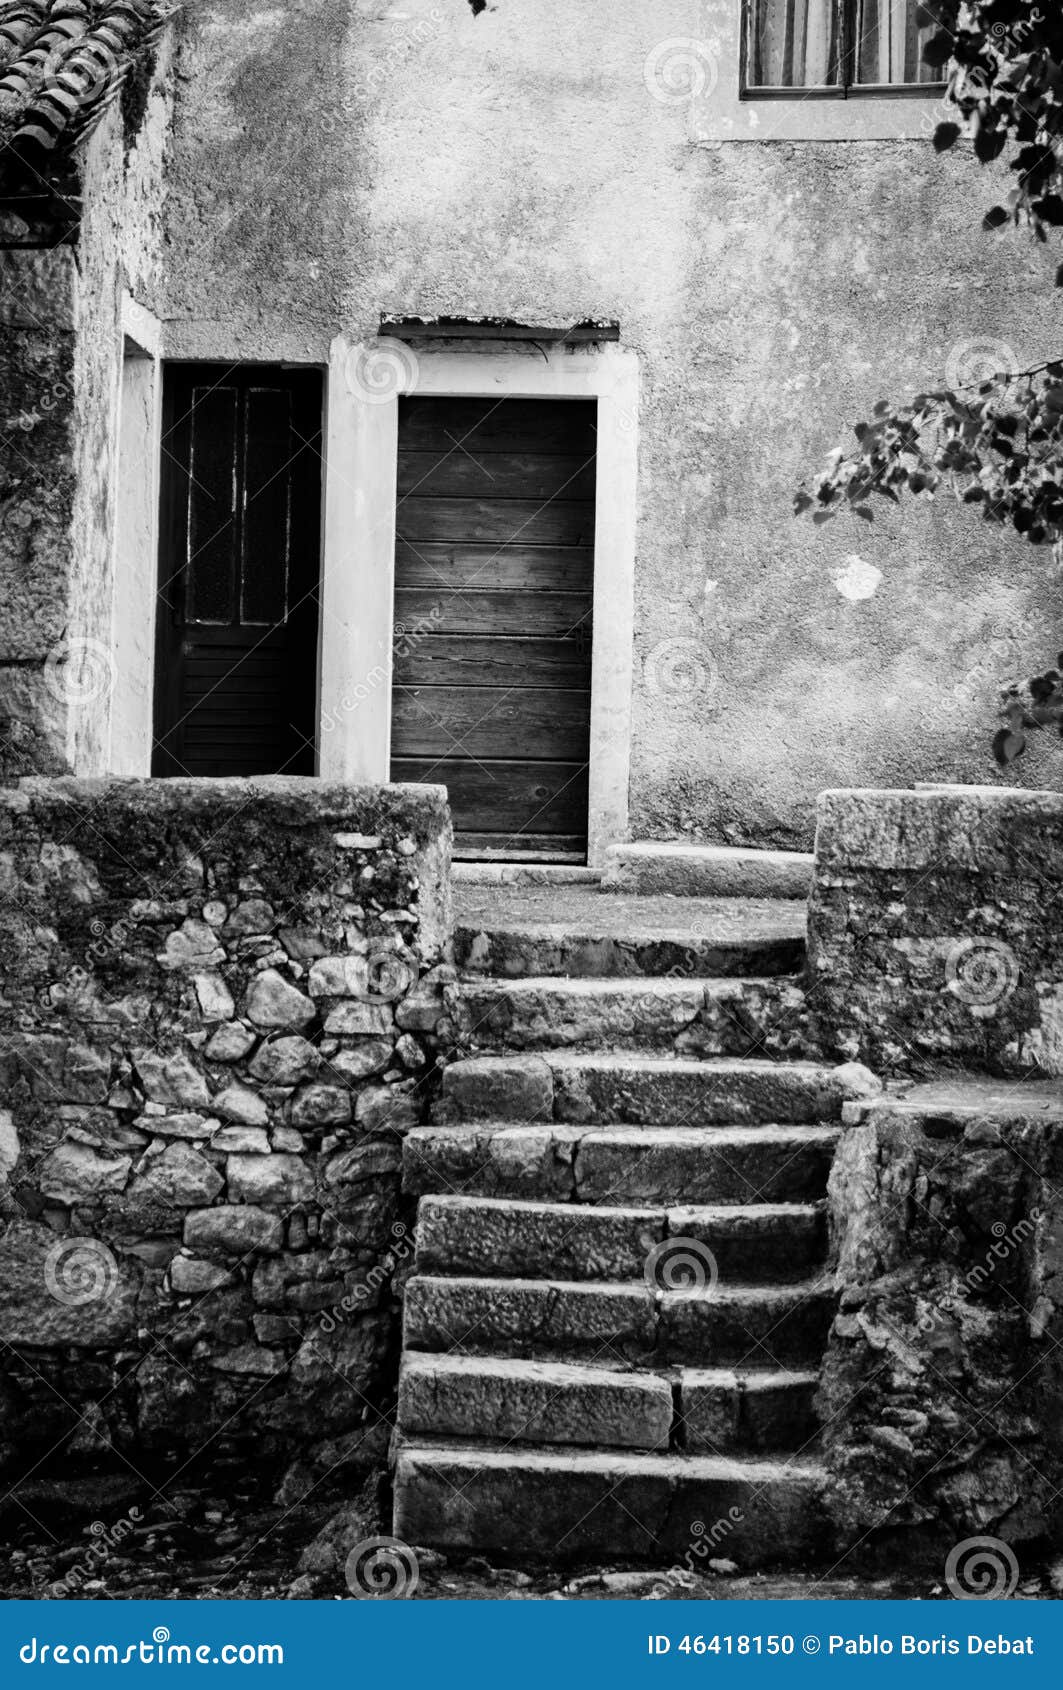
(390, 397), (596, 860)
(153, 365), (323, 778)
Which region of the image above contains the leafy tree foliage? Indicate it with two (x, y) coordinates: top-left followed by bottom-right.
(797, 2), (1063, 764)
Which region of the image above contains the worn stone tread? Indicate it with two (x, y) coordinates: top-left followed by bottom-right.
(454, 886), (806, 979)
(602, 843), (814, 900)
(404, 1122), (840, 1205)
(399, 1352), (673, 1450)
(414, 1194), (826, 1281)
(445, 974), (809, 1056)
(678, 1367), (820, 1454)
(438, 1050), (864, 1126)
(415, 1194), (667, 1280)
(403, 1273), (835, 1366)
(393, 1442), (829, 1562)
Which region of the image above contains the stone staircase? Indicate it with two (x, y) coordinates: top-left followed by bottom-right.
(392, 866), (868, 1568)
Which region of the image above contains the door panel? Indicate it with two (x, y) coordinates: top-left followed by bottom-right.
(390, 397), (597, 860)
(153, 365), (323, 779)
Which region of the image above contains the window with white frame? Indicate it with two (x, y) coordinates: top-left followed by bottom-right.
(744, 0), (946, 94)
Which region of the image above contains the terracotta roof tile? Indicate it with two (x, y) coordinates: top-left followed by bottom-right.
(0, 1), (177, 156)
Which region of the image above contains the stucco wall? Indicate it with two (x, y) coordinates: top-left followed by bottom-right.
(157, 0), (1062, 846)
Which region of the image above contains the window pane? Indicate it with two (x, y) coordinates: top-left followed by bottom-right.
(187, 387), (238, 625)
(752, 0), (841, 87)
(853, 0), (938, 84)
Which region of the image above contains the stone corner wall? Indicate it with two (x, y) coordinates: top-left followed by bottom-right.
(0, 246), (77, 783)
(819, 1090), (1063, 1564)
(0, 776), (452, 1477)
(806, 785), (1063, 1077)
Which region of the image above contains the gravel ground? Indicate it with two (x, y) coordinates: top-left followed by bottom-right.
(1, 1467), (1057, 1603)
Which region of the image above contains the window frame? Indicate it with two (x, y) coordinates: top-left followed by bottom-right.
(740, 0), (948, 101)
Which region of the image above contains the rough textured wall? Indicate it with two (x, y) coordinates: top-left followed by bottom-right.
(0, 248), (77, 781)
(806, 786), (1063, 1076)
(821, 1088), (1063, 1566)
(0, 777), (451, 1476)
(158, 0), (1062, 846)
(0, 36), (174, 786)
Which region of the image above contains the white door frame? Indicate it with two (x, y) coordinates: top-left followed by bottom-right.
(318, 336), (639, 867)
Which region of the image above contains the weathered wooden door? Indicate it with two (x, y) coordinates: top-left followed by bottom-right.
(153, 365), (322, 778)
(390, 397), (596, 859)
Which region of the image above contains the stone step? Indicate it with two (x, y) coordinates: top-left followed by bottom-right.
(444, 974), (809, 1057)
(602, 843), (815, 900)
(679, 1367), (820, 1454)
(437, 1052), (869, 1127)
(393, 1443), (829, 1563)
(398, 1352), (673, 1451)
(454, 884), (805, 980)
(414, 1195), (827, 1282)
(397, 1353), (819, 1455)
(403, 1123), (841, 1205)
(454, 863), (602, 888)
(403, 1275), (836, 1366)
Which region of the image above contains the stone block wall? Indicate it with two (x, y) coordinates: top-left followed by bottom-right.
(820, 1086), (1063, 1563)
(0, 777), (451, 1477)
(806, 787), (1063, 1077)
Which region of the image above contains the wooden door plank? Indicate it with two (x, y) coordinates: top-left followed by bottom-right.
(394, 635), (591, 688)
(396, 497), (595, 547)
(392, 685), (591, 760)
(391, 757), (589, 834)
(394, 544), (593, 592)
(397, 451), (596, 500)
(395, 588), (591, 637)
(398, 397), (598, 455)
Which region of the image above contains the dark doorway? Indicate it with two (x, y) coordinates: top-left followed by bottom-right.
(390, 396), (596, 860)
(153, 365), (323, 778)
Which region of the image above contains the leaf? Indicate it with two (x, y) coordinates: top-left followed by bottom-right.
(983, 205), (1011, 230)
(933, 121), (961, 152)
(854, 506), (875, 522)
(993, 726), (1027, 767)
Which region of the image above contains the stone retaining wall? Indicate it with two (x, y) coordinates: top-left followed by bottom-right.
(0, 777), (451, 1477)
(806, 787), (1063, 1077)
(821, 1084), (1063, 1563)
